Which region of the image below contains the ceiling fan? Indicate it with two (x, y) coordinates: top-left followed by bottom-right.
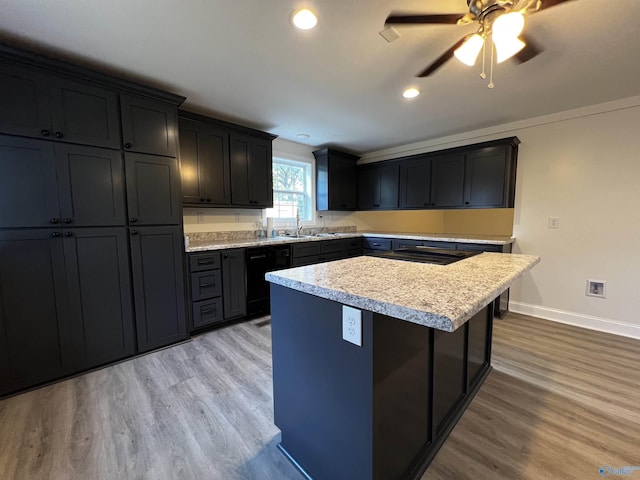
(385, 0), (573, 84)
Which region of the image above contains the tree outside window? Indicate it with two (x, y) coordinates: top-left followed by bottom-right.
(267, 158), (313, 221)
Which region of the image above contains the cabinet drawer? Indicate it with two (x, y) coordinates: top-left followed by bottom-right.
(189, 252), (221, 272)
(318, 252), (344, 262)
(423, 241), (457, 250)
(455, 243), (503, 253)
(192, 298), (223, 329)
(291, 255), (322, 267)
(321, 240), (345, 255)
(344, 238), (362, 249)
(392, 239), (424, 250)
(190, 270), (222, 301)
(292, 242), (321, 258)
(362, 238), (392, 251)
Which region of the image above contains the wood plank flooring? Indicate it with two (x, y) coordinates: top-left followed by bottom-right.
(0, 313), (638, 480)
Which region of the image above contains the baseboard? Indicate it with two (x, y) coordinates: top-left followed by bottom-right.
(509, 302), (640, 340)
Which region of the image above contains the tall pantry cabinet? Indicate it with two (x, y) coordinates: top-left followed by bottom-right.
(0, 45), (187, 396)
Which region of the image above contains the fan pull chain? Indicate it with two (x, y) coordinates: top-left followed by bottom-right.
(488, 41), (495, 89)
(480, 39), (487, 80)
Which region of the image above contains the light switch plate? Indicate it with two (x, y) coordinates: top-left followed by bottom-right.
(342, 306), (362, 346)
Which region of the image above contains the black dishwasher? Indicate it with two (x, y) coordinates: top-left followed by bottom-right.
(246, 246), (291, 317)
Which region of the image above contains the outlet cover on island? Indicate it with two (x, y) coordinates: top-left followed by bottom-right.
(342, 305), (362, 346)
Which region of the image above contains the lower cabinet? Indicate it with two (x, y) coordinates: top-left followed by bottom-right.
(221, 249), (247, 320)
(187, 251), (224, 331)
(291, 239), (362, 266)
(129, 226), (187, 353)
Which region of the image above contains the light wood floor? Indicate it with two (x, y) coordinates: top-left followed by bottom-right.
(0, 313), (638, 479)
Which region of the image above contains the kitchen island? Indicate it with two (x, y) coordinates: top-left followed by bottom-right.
(266, 252), (539, 480)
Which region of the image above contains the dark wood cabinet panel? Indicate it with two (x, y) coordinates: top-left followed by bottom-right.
(124, 152), (181, 225)
(399, 155), (431, 209)
(430, 154), (465, 208)
(130, 226), (187, 353)
(0, 62), (51, 138)
(314, 149), (359, 211)
(49, 77), (120, 149)
(464, 146), (510, 208)
(55, 144), (125, 226)
(467, 308), (491, 386)
(357, 162), (399, 210)
(120, 94), (177, 157)
(179, 119), (231, 206)
(221, 248), (247, 320)
(230, 133), (273, 208)
(0, 135), (59, 228)
(0, 229), (73, 396)
(64, 228), (135, 370)
(192, 297), (224, 329)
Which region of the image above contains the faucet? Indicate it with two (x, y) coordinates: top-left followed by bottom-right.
(295, 209), (302, 237)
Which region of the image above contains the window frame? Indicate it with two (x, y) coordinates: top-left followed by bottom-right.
(267, 156), (316, 226)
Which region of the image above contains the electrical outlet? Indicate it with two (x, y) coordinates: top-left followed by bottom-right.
(197, 212), (205, 224)
(342, 306), (362, 346)
(548, 217), (560, 229)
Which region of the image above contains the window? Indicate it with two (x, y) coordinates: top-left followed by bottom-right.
(267, 158), (313, 221)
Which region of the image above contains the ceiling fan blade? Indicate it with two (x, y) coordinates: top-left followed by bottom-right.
(416, 35), (471, 78)
(513, 35), (543, 64)
(385, 13), (465, 26)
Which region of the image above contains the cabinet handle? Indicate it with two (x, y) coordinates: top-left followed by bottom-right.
(223, 254), (229, 259)
(465, 201), (470, 205)
(55, 132), (64, 139)
(131, 230), (138, 235)
(200, 308), (215, 315)
(64, 232), (73, 237)
(198, 260), (215, 265)
(63, 218), (73, 224)
(41, 129), (51, 137)
(49, 218), (60, 224)
(51, 232), (61, 237)
(373, 204), (380, 208)
(200, 198), (206, 202)
(431, 202), (435, 206)
(124, 143), (132, 149)
(130, 217), (138, 223)
(206, 197), (212, 202)
(199, 283), (215, 288)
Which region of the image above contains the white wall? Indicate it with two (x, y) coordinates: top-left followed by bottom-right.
(362, 95), (640, 338)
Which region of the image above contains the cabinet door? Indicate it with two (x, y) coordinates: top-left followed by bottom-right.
(248, 136), (273, 207)
(64, 228), (135, 369)
(229, 134), (251, 206)
(125, 152), (181, 225)
(378, 163), (399, 209)
(120, 94), (177, 157)
(357, 165), (379, 209)
(130, 226), (187, 353)
(179, 121), (231, 206)
(330, 155), (358, 210)
(0, 62), (52, 138)
(0, 229), (73, 396)
(49, 77), (120, 149)
(0, 135), (59, 228)
(399, 156), (431, 209)
(430, 154), (465, 208)
(56, 144), (125, 226)
(464, 147), (508, 208)
(221, 249), (246, 319)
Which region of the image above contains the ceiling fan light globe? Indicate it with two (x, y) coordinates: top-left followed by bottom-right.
(492, 12), (525, 41)
(494, 36), (526, 63)
(292, 9), (318, 30)
(454, 34), (484, 66)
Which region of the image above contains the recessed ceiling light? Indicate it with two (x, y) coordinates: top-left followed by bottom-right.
(402, 87), (421, 99)
(292, 9), (318, 30)
(296, 133), (310, 140)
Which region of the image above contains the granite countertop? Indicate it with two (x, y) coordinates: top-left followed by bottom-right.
(266, 253), (539, 332)
(186, 232), (514, 252)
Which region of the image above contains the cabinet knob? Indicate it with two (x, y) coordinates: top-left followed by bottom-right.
(64, 232), (73, 237)
(130, 217), (138, 223)
(131, 230), (138, 235)
(51, 232), (61, 237)
(465, 201), (470, 205)
(49, 218), (60, 224)
(200, 198), (206, 202)
(223, 254), (229, 259)
(63, 218), (73, 224)
(41, 129), (51, 137)
(373, 204), (380, 208)
(124, 143), (132, 149)
(206, 197), (212, 202)
(55, 131), (64, 139)
(431, 203), (435, 206)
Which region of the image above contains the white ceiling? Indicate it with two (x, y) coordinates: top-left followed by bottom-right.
(1, 0), (639, 154)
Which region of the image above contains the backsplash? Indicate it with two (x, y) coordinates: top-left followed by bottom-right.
(186, 225), (357, 243)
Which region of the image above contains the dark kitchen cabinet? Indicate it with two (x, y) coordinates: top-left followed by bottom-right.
(179, 118), (231, 206)
(124, 152), (181, 225)
(357, 162), (399, 210)
(0, 229), (73, 396)
(187, 251), (225, 331)
(129, 226), (187, 353)
(464, 146), (515, 208)
(313, 148), (359, 211)
(430, 154), (466, 208)
(0, 137), (125, 228)
(221, 248), (247, 320)
(64, 227), (135, 370)
(0, 62), (120, 148)
(230, 133), (273, 208)
(399, 155), (431, 209)
(120, 94), (177, 157)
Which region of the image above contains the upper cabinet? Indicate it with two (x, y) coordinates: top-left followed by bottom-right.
(178, 111), (276, 209)
(120, 94), (177, 157)
(313, 148), (359, 211)
(430, 153), (466, 208)
(464, 145), (515, 208)
(0, 62), (120, 149)
(357, 161), (399, 210)
(399, 155), (432, 209)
